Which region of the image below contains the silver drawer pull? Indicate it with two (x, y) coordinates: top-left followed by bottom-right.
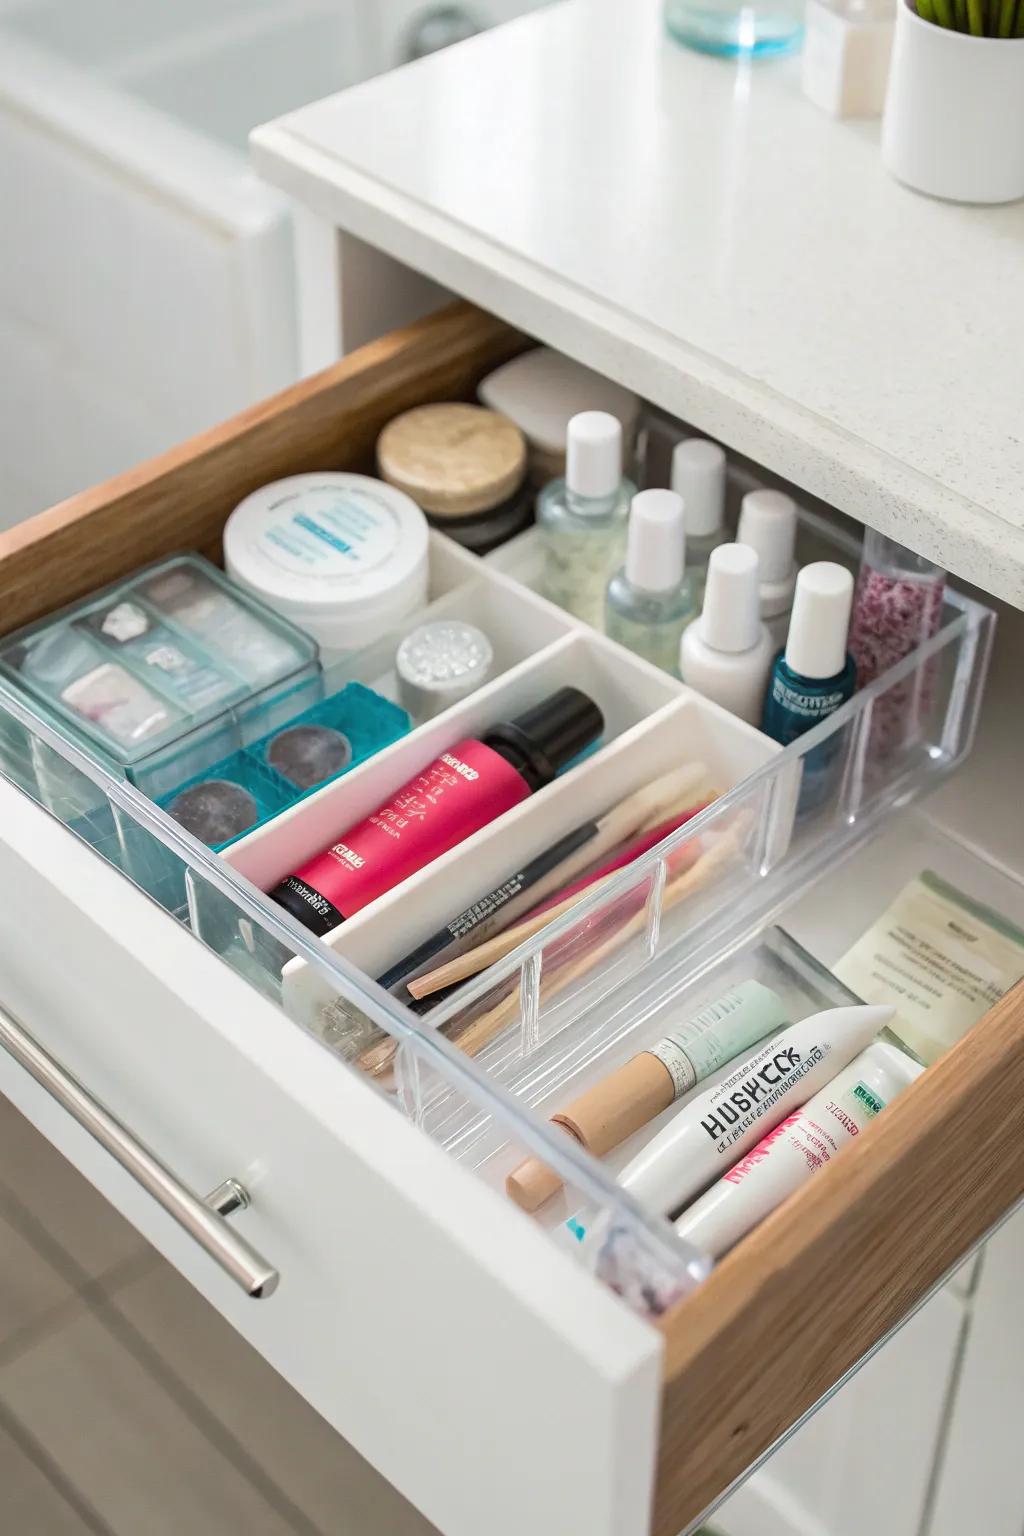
(0, 1004), (278, 1299)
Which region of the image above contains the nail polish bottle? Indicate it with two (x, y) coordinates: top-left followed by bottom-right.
(604, 489), (697, 676)
(737, 489), (798, 644)
(537, 412), (635, 628)
(670, 439), (727, 600)
(762, 563), (856, 806)
(679, 544), (774, 725)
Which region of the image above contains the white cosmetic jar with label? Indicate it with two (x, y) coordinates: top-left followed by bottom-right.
(224, 473), (429, 660)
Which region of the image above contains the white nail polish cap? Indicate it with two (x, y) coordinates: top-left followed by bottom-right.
(566, 411), (623, 499)
(699, 543), (762, 653)
(625, 489), (685, 592)
(785, 561), (855, 679)
(738, 489), (798, 616)
(671, 439), (726, 537)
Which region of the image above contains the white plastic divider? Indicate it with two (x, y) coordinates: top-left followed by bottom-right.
(281, 687), (780, 1028)
(222, 627), (684, 892)
(337, 567), (575, 707)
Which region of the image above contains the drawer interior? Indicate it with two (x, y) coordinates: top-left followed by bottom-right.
(0, 301), (1014, 1535)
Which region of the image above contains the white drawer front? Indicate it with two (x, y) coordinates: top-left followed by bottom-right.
(0, 777), (662, 1536)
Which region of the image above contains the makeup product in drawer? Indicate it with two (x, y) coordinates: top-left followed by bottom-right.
(834, 869), (1024, 1065)
(404, 796), (712, 1007)
(224, 473), (430, 659)
(477, 344), (639, 484)
(593, 1002), (893, 1224)
(507, 979), (790, 1211)
(395, 619), (495, 721)
(378, 403), (532, 554)
(0, 555), (321, 799)
(271, 686), (604, 934)
(160, 682), (410, 850)
(671, 1041), (922, 1260)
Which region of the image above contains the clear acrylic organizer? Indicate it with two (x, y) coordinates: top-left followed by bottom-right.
(0, 453), (997, 1324)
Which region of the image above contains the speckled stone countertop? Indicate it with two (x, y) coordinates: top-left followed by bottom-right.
(253, 0), (1024, 606)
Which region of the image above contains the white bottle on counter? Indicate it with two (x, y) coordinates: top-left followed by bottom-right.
(679, 543), (774, 725)
(802, 0), (896, 119)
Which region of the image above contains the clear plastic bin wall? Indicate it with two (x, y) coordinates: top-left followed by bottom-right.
(0, 555), (995, 1316)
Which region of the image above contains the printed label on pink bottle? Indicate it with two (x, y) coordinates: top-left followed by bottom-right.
(286, 738), (531, 919)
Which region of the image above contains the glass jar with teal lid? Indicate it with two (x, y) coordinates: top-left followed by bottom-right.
(665, 0), (804, 57)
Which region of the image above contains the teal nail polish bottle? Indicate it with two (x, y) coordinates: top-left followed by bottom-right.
(762, 562), (856, 807)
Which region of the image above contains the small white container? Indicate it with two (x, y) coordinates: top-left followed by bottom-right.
(802, 0), (896, 118)
(882, 2), (1024, 205)
(224, 472), (430, 659)
(477, 347), (639, 482)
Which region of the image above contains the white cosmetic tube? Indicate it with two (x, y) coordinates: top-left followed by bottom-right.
(615, 1003), (894, 1219)
(675, 1040), (922, 1258)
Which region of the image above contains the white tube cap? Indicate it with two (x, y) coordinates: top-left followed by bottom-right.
(699, 543), (762, 653)
(625, 489), (685, 591)
(566, 411), (622, 498)
(785, 561), (855, 679)
(737, 489), (797, 582)
(671, 439), (726, 537)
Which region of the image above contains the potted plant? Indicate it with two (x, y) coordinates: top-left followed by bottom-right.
(882, 0), (1024, 202)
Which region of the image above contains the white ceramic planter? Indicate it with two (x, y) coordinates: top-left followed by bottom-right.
(882, 1), (1024, 203)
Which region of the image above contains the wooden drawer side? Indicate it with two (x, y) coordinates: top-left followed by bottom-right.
(653, 981), (1024, 1536)
(0, 303), (526, 635)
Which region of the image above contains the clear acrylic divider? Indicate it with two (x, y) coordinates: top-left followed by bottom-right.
(0, 672), (709, 1314)
(0, 562), (996, 1320)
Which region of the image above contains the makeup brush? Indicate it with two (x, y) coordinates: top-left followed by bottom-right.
(406, 802), (709, 1000)
(440, 818), (747, 1065)
(372, 762), (711, 999)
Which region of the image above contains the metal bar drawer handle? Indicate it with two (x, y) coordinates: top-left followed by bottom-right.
(0, 1004), (278, 1299)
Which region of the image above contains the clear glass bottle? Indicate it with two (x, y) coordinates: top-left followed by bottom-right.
(671, 439), (727, 604)
(538, 412), (634, 629)
(605, 490), (697, 676)
(665, 0), (804, 57)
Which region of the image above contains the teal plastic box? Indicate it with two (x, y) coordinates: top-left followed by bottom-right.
(159, 682), (411, 851)
(0, 554), (323, 802)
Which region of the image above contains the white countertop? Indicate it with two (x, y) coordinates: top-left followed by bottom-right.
(252, 0), (1024, 606)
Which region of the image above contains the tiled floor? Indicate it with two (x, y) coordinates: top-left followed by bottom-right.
(0, 1097), (437, 1535)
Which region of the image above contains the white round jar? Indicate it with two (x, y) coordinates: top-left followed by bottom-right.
(224, 473), (429, 659)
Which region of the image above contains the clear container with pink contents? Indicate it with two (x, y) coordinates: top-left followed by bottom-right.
(848, 530), (946, 759)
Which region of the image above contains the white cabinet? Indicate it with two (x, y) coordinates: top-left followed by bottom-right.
(244, 6), (1023, 1532)
(0, 2), (1020, 1527)
(719, 1291), (966, 1536)
(927, 1211), (1024, 1536)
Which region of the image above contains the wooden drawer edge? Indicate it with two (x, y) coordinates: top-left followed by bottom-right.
(0, 301), (527, 635)
(652, 980), (1024, 1536)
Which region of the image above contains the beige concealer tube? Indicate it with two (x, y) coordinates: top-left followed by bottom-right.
(506, 979), (788, 1211)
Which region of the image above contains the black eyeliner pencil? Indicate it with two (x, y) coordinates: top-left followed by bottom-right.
(373, 762), (710, 1001)
(375, 821), (597, 996)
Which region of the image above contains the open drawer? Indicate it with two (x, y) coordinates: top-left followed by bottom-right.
(0, 303), (1017, 1536)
